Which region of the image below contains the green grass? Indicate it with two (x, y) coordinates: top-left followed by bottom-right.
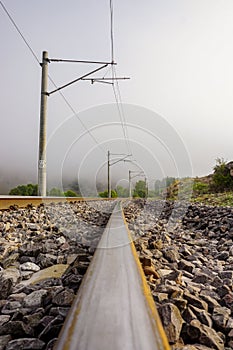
(191, 192), (233, 207)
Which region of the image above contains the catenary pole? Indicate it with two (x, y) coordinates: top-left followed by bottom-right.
(108, 150), (111, 198)
(38, 51), (49, 196)
(129, 170), (132, 198)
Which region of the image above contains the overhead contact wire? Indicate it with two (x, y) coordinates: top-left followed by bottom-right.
(0, 0), (106, 154)
(109, 0), (133, 157)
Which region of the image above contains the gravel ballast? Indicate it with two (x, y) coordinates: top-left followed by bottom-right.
(1, 198), (233, 349)
(124, 199), (233, 350)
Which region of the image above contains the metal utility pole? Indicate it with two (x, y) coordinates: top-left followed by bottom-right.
(107, 151), (111, 198)
(37, 51), (129, 197)
(145, 177), (148, 198)
(107, 152), (132, 198)
(128, 170), (144, 199)
(38, 51), (49, 196)
(129, 170), (132, 199)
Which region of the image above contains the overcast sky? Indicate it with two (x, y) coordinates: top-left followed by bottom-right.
(1, 0), (233, 194)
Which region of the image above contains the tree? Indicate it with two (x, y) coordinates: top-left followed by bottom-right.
(133, 180), (147, 198)
(49, 188), (65, 197)
(9, 184), (38, 196)
(116, 185), (128, 198)
(67, 180), (81, 196)
(99, 190), (118, 198)
(154, 177), (176, 196)
(212, 158), (233, 192)
(64, 190), (77, 197)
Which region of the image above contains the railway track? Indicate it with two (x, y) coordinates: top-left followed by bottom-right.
(0, 196), (111, 210)
(54, 200), (170, 350)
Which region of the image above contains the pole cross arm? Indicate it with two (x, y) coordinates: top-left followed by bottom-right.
(109, 154), (132, 167)
(48, 58), (117, 65)
(47, 64), (109, 95)
(82, 77), (130, 85)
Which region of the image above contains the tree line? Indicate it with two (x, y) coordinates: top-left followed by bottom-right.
(8, 158), (233, 198)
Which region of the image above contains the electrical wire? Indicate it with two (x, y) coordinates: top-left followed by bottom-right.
(0, 0), (105, 154)
(109, 0), (114, 63)
(0, 1), (40, 64)
(109, 0), (133, 156)
(112, 70), (133, 156)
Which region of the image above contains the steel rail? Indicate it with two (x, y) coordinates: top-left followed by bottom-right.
(0, 197), (113, 210)
(54, 201), (170, 350)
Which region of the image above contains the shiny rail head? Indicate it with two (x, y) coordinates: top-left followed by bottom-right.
(54, 201), (170, 350)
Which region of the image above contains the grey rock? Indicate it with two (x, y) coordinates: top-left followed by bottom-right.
(222, 293), (233, 308)
(36, 253), (57, 268)
(1, 301), (22, 315)
(182, 307), (197, 323)
(52, 289), (74, 306)
(212, 306), (231, 329)
(172, 297), (188, 311)
(0, 315), (10, 327)
(199, 293), (220, 312)
(184, 291), (208, 311)
(0, 321), (33, 337)
(0, 335), (12, 350)
(49, 307), (70, 318)
(163, 248), (180, 262)
(153, 292), (168, 303)
(183, 319), (224, 350)
(23, 289), (47, 308)
(192, 273), (212, 284)
(211, 276), (223, 288)
(216, 285), (231, 298)
(219, 270), (233, 280)
(23, 309), (45, 328)
(26, 223), (39, 231)
(2, 253), (19, 269)
(216, 251), (229, 261)
(8, 292), (26, 302)
(38, 315), (64, 342)
(0, 268), (21, 286)
(21, 270), (34, 280)
(158, 303), (183, 343)
(189, 305), (212, 327)
(178, 259), (195, 273)
(20, 262), (40, 272)
(6, 338), (45, 350)
(0, 277), (13, 299)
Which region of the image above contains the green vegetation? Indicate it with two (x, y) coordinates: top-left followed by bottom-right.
(8, 158), (233, 206)
(211, 158), (233, 192)
(154, 177), (176, 196)
(67, 180), (80, 196)
(9, 184), (78, 197)
(49, 188), (78, 197)
(133, 180), (147, 198)
(191, 192), (233, 207)
(116, 185), (128, 198)
(64, 190), (77, 197)
(48, 188), (65, 197)
(99, 190), (118, 198)
(163, 158), (233, 206)
(9, 184), (38, 196)
(193, 181), (209, 195)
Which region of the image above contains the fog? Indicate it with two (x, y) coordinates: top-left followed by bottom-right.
(1, 1), (233, 194)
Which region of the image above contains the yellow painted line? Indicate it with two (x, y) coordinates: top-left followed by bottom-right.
(121, 205), (170, 350)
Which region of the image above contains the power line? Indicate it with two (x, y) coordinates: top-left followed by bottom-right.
(0, 0), (106, 154)
(0, 0), (40, 64)
(109, 0), (114, 63)
(112, 67), (133, 156)
(109, 0), (133, 156)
